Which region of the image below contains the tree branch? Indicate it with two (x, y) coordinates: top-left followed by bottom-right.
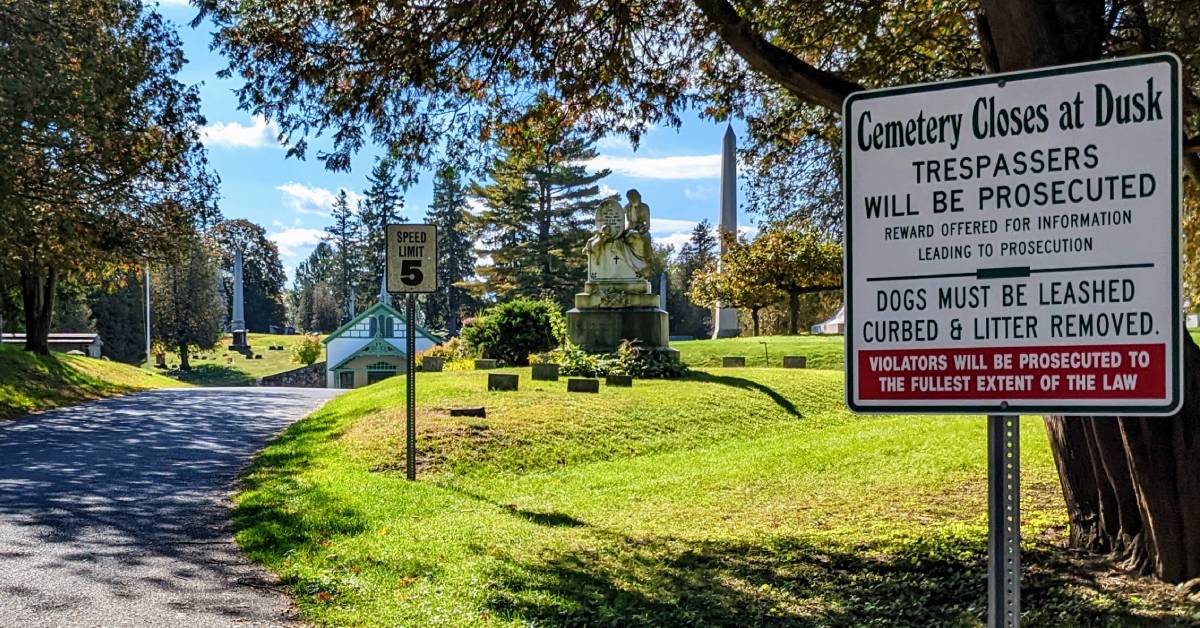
(692, 0), (863, 112)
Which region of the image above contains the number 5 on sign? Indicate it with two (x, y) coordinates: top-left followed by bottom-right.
(386, 224), (438, 294)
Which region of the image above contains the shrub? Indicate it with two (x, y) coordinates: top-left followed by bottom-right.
(554, 340), (689, 379)
(419, 336), (475, 361)
(461, 299), (563, 366)
(290, 334), (322, 365)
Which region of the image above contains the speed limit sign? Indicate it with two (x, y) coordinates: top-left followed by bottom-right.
(385, 224), (438, 294)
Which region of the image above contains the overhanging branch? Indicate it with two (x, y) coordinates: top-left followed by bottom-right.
(692, 0), (863, 112)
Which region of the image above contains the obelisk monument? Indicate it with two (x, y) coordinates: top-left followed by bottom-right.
(230, 249), (249, 349)
(713, 125), (741, 338)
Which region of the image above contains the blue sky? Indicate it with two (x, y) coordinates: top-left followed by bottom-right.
(156, 1), (756, 282)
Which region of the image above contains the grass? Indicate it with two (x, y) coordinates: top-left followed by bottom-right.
(672, 335), (844, 369)
(0, 343), (185, 420)
(143, 332), (318, 386)
(233, 367), (1200, 626)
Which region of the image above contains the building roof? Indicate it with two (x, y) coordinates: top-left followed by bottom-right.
(1, 333), (102, 344)
(321, 300), (443, 345)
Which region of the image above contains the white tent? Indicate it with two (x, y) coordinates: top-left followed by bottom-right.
(810, 306), (845, 335)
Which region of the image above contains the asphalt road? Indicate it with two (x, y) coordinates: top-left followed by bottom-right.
(0, 387), (342, 627)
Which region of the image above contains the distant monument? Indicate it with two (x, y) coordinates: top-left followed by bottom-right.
(567, 190), (675, 355)
(713, 125), (741, 339)
(230, 249), (249, 350)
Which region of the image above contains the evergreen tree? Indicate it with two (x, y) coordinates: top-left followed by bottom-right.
(325, 190), (362, 320)
(88, 271), (147, 364)
(292, 241), (338, 332)
(358, 157), (407, 305)
(150, 238), (224, 371)
(671, 220), (717, 338)
(424, 162), (477, 333)
(472, 128), (608, 309)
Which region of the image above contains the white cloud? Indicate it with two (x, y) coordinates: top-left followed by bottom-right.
(269, 227), (327, 258)
(657, 231), (694, 252)
(587, 154), (721, 180)
(200, 115), (282, 149)
(650, 217), (697, 235)
(684, 185), (717, 201)
(598, 184), (620, 198)
(276, 182), (360, 217)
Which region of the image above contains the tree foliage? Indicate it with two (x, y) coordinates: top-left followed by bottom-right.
(2, 0), (218, 354)
(358, 157), (408, 303)
(688, 232), (785, 336)
(471, 124), (608, 309)
(670, 220), (718, 339)
(751, 222), (841, 335)
(461, 298), (563, 366)
(425, 162), (478, 333)
(150, 238), (224, 371)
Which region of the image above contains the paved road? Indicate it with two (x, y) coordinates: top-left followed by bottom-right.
(0, 387), (342, 627)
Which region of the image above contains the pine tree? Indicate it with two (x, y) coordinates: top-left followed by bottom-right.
(672, 220), (717, 337)
(325, 190), (362, 321)
(358, 157), (407, 304)
(472, 130), (609, 309)
(424, 162), (477, 333)
(150, 238), (224, 371)
(292, 241), (337, 332)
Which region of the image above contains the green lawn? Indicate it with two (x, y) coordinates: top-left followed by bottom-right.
(144, 332), (318, 386)
(233, 367), (1199, 626)
(673, 334), (844, 369)
(0, 343), (185, 420)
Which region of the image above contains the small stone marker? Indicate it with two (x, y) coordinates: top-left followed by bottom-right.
(782, 356), (807, 369)
(531, 363), (560, 381)
(422, 356), (444, 372)
(450, 406), (486, 418)
(605, 374), (633, 387)
(475, 359), (499, 370)
(567, 378), (600, 393)
(722, 356), (746, 367)
(488, 373), (518, 391)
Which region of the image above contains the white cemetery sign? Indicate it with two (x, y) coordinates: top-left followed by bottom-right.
(844, 54), (1182, 415)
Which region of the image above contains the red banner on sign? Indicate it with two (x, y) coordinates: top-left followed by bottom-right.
(857, 343), (1166, 400)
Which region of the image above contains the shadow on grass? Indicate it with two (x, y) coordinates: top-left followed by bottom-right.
(0, 346), (137, 419)
(689, 371), (802, 418)
(440, 484), (587, 528)
(166, 364), (254, 387)
(484, 530), (1198, 627)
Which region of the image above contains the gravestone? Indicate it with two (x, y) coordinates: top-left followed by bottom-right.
(783, 355), (807, 369)
(474, 359), (499, 370)
(605, 374), (633, 387)
(531, 364), (560, 381)
(488, 373), (518, 391)
(450, 407), (486, 418)
(567, 378), (600, 393)
(422, 356), (444, 372)
(722, 356), (746, 367)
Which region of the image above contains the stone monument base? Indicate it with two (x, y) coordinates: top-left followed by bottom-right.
(566, 306), (677, 358)
(230, 329), (250, 350)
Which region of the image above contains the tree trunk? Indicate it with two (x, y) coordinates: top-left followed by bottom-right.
(179, 343), (191, 371)
(787, 291), (799, 335)
(751, 308), (761, 337)
(19, 266), (56, 356)
(980, 0), (1200, 582)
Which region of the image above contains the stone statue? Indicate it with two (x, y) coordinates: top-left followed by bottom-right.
(568, 189), (675, 356)
(585, 191), (653, 283)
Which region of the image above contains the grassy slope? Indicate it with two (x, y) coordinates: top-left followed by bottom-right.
(673, 335), (844, 369)
(144, 333), (317, 386)
(234, 367), (1199, 626)
(0, 343), (184, 420)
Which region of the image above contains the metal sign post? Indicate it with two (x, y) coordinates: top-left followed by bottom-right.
(405, 295), (417, 481)
(385, 223), (438, 482)
(988, 415), (1020, 627)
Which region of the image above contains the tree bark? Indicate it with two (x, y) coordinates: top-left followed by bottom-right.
(179, 343), (191, 371)
(750, 307), (760, 336)
(787, 291), (799, 335)
(19, 266), (56, 356)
